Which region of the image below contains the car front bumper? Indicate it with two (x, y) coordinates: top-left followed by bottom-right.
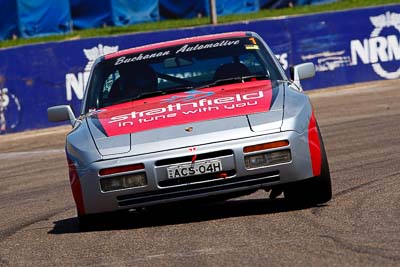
(77, 130), (314, 215)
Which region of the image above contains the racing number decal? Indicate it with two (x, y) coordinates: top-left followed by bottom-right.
(249, 37), (257, 45)
(245, 37), (259, 50)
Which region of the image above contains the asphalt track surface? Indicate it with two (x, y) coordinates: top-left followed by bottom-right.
(0, 79), (399, 266)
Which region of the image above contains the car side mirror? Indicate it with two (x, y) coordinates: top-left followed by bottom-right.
(290, 62), (315, 90)
(47, 105), (76, 126)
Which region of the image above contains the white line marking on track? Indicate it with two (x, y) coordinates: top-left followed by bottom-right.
(0, 149), (64, 160)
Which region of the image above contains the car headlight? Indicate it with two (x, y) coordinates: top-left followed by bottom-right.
(243, 140), (291, 169)
(245, 150), (291, 169)
(100, 173), (147, 192)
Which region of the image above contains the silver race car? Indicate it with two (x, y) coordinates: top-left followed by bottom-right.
(48, 31), (331, 228)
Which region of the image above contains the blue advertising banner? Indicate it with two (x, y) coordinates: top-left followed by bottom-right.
(0, 4), (399, 134)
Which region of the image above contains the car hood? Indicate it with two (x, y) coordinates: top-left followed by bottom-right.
(86, 80), (285, 156)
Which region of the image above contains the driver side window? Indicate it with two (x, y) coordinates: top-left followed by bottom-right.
(102, 71), (120, 100)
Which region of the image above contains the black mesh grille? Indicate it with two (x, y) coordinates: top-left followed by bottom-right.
(158, 169), (236, 187)
(117, 171), (280, 207)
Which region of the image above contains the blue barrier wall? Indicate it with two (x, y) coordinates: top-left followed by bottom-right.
(0, 1), (19, 40)
(0, 0), (72, 39)
(0, 0), (341, 40)
(70, 0), (159, 29)
(0, 4), (399, 134)
(160, 0), (259, 19)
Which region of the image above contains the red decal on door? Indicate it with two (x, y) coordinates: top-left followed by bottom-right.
(67, 158), (85, 216)
(308, 112), (321, 177)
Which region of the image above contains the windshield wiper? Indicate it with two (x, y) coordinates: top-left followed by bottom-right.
(131, 86), (195, 101)
(200, 74), (270, 89)
(102, 86), (196, 107)
(101, 91), (166, 106)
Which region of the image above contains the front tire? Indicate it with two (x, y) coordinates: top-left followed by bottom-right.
(284, 129), (332, 205)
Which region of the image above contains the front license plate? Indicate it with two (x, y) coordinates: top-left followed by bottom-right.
(167, 160), (223, 179)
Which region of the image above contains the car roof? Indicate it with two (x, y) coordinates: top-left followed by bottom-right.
(104, 31), (251, 60)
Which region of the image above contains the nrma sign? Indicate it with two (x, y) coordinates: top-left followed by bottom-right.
(350, 11), (400, 79)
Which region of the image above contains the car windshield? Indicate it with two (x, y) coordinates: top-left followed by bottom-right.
(85, 36), (283, 111)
